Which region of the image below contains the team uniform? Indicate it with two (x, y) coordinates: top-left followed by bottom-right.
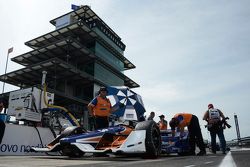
(158, 120), (168, 130)
(89, 96), (112, 129)
(171, 113), (206, 155)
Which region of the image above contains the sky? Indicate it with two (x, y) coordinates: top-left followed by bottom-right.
(0, 0), (250, 141)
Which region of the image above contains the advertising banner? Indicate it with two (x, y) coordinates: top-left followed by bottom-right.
(0, 124), (56, 155)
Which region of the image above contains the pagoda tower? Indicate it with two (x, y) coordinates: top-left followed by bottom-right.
(0, 5), (139, 126)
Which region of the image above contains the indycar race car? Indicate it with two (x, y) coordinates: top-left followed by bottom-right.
(31, 120), (161, 158)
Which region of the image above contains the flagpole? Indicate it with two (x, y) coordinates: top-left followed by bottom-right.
(2, 48), (12, 94)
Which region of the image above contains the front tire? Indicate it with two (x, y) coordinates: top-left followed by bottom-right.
(62, 145), (85, 158)
(57, 127), (86, 157)
(135, 120), (161, 158)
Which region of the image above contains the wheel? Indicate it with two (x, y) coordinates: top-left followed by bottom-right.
(60, 127), (86, 157)
(135, 120), (161, 158)
(62, 145), (85, 158)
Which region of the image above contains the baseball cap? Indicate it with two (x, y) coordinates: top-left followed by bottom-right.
(99, 87), (108, 92)
(159, 115), (165, 118)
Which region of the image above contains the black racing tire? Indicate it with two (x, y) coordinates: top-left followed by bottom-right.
(60, 127), (86, 157)
(62, 145), (85, 158)
(135, 120), (161, 158)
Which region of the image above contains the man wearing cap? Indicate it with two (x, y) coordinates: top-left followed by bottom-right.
(158, 115), (168, 130)
(169, 113), (206, 156)
(203, 103), (226, 154)
(88, 87), (122, 129)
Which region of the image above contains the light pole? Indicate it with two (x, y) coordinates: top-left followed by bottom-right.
(234, 114), (242, 146)
(2, 47), (13, 93)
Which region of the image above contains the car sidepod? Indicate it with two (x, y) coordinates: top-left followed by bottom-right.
(113, 129), (147, 154)
(69, 126), (147, 155)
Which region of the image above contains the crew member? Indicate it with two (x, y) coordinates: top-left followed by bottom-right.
(169, 113), (206, 156)
(88, 87), (123, 129)
(0, 98), (6, 143)
(147, 111), (155, 121)
(158, 115), (168, 130)
(203, 103), (227, 154)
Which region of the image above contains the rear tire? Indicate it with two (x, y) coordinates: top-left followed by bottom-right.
(135, 120), (161, 158)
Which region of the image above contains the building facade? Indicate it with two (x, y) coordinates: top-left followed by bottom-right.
(0, 5), (139, 127)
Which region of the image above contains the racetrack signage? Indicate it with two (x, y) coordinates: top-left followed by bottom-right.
(0, 123), (56, 155)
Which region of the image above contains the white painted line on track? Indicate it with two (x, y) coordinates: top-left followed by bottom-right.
(218, 151), (236, 167)
(204, 161), (213, 164)
(231, 147), (250, 151)
(184, 165), (196, 167)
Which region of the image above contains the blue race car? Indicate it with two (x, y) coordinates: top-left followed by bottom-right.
(160, 129), (190, 155)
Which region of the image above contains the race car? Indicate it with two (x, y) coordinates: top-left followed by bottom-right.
(160, 130), (190, 155)
(31, 120), (161, 158)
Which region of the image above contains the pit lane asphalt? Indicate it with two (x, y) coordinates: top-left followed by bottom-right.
(0, 148), (249, 167)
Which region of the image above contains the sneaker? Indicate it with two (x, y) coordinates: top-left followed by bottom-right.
(197, 150), (206, 156)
